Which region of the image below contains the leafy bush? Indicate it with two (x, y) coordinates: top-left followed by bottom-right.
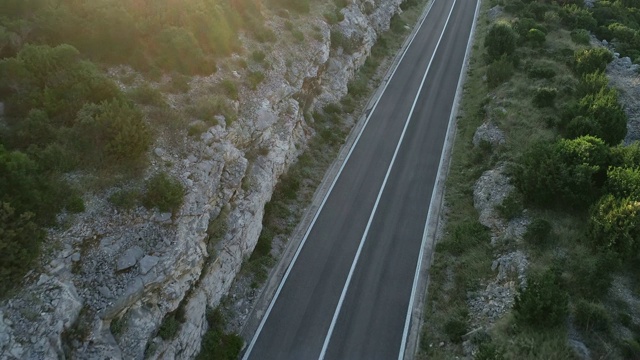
(496, 192), (524, 220)
(621, 339), (640, 359)
(143, 172), (185, 213)
(188, 96), (235, 124)
(566, 87), (627, 145)
(560, 5), (597, 31)
(487, 56), (514, 88)
(605, 167), (640, 199)
(196, 309), (243, 360)
(523, 218), (553, 247)
(533, 87), (558, 108)
(72, 99), (151, 166)
(485, 22), (517, 62)
(127, 84), (166, 107)
(513, 136), (609, 209)
(444, 316), (468, 343)
(476, 341), (506, 360)
(0, 202), (45, 297)
(247, 71), (265, 90)
(250, 50), (266, 63)
(154, 27), (215, 75)
(573, 300), (611, 332)
(438, 221), (490, 255)
(577, 71), (608, 96)
(158, 311), (183, 340)
(566, 249), (616, 299)
(527, 62), (556, 79)
(527, 28), (546, 47)
(513, 269), (568, 329)
(220, 79), (238, 100)
(570, 29), (591, 44)
(588, 194), (640, 259)
(574, 48), (613, 75)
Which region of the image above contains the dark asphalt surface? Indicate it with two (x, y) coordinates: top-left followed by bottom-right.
(244, 0), (478, 358)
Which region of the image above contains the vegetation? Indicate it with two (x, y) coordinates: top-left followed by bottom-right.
(421, 0), (640, 357)
(196, 308), (243, 360)
(142, 172), (185, 213)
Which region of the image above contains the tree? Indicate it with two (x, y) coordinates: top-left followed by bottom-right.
(574, 48), (614, 76)
(72, 99), (151, 166)
(485, 22), (517, 62)
(566, 87), (627, 145)
(0, 202), (45, 297)
(605, 167), (640, 199)
(588, 194), (640, 259)
(514, 136), (610, 209)
(513, 269), (568, 329)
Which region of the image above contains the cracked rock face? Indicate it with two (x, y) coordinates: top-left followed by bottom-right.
(0, 1), (404, 359)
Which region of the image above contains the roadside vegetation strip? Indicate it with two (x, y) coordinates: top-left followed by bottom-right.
(420, 0), (640, 359)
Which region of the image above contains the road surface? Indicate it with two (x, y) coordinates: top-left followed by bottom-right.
(243, 0), (479, 358)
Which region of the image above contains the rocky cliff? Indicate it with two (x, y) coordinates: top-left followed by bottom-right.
(0, 1), (405, 359)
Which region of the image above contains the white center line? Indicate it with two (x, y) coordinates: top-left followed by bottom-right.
(241, 0), (439, 358)
(317, 0), (458, 358)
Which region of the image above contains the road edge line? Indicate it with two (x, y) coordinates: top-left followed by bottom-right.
(398, 0), (482, 358)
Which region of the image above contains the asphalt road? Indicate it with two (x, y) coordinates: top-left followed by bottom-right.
(243, 0), (478, 358)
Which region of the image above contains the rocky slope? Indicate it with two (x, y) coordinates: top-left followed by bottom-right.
(0, 1), (405, 359)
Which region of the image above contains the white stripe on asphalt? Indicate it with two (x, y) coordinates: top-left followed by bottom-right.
(397, 0), (481, 358)
(318, 0), (458, 358)
(241, 0), (439, 358)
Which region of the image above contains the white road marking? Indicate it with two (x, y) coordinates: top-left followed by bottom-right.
(318, 0), (458, 358)
(241, 0), (439, 358)
(397, 0), (481, 358)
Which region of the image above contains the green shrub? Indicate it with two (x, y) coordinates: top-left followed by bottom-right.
(72, 99), (151, 167)
(574, 48), (613, 76)
(560, 5), (597, 31)
(523, 218), (553, 246)
(588, 194), (640, 259)
(527, 28), (546, 47)
(485, 22), (517, 62)
(605, 167), (640, 199)
(165, 74), (191, 94)
(390, 14), (406, 33)
(220, 79), (238, 100)
(250, 50), (266, 63)
(292, 30), (304, 42)
(566, 249), (616, 299)
(127, 84), (166, 107)
(158, 311), (182, 340)
(532, 87), (557, 108)
(188, 96), (234, 124)
(444, 316), (468, 343)
(155, 27), (215, 75)
(573, 300), (611, 332)
(567, 87), (627, 145)
(438, 221), (490, 255)
(476, 341), (506, 360)
(513, 269), (568, 329)
(143, 172), (184, 213)
(621, 339), (640, 359)
(196, 308), (243, 360)
(577, 71), (608, 96)
(0, 202), (45, 297)
(66, 194), (85, 213)
(247, 71), (265, 90)
(570, 29), (590, 45)
(514, 136), (609, 209)
(253, 228), (273, 258)
(527, 62), (556, 79)
(496, 192), (524, 220)
(487, 56), (514, 88)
